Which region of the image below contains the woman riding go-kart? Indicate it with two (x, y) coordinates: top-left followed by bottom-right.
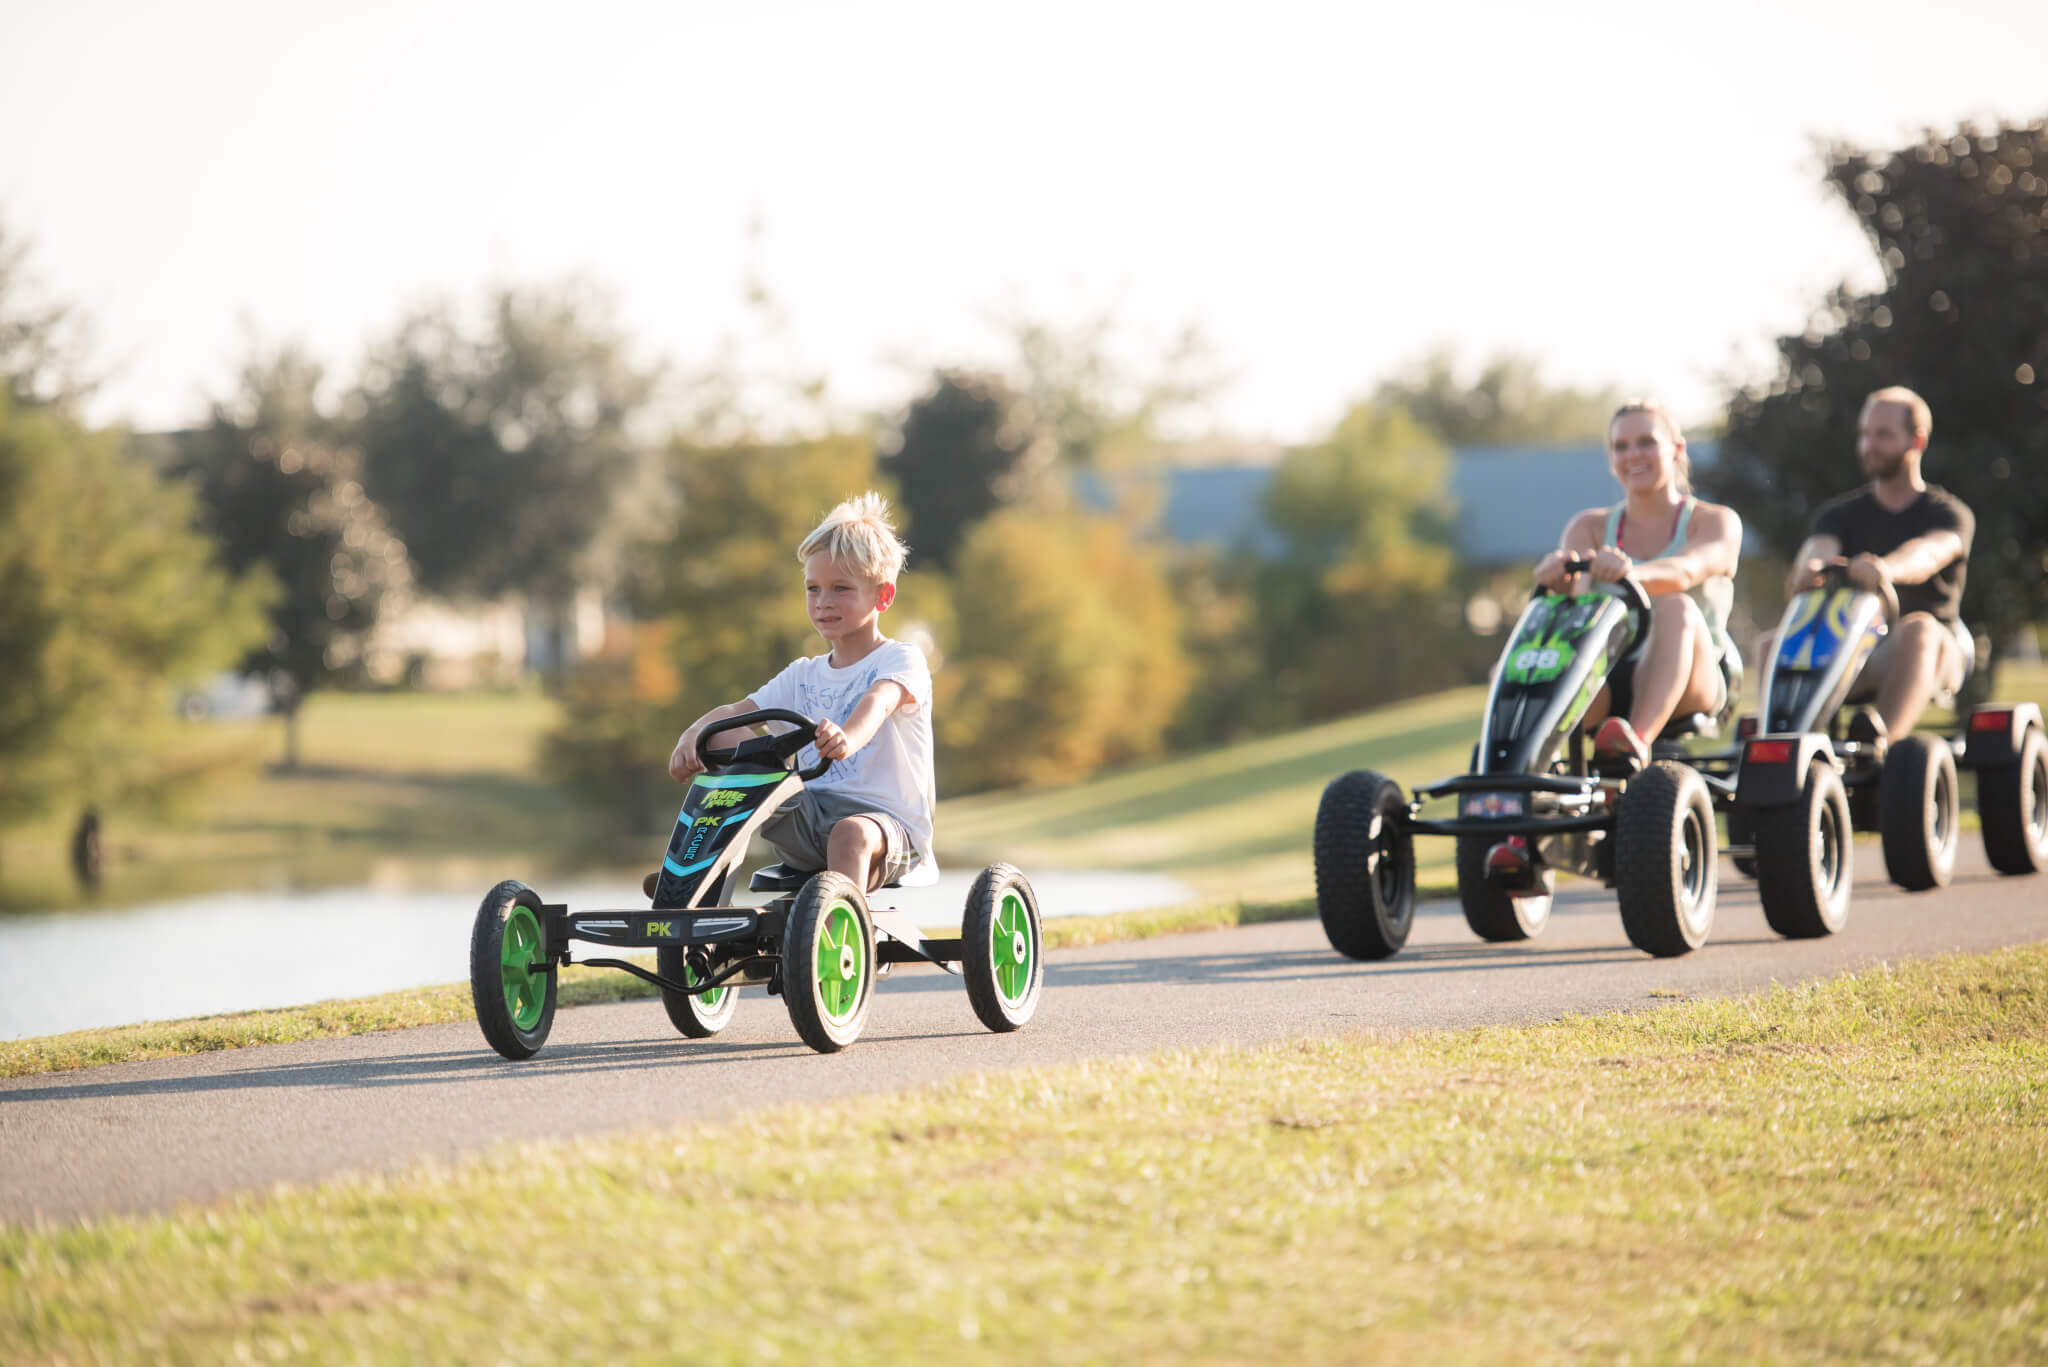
(1314, 400), (1748, 960)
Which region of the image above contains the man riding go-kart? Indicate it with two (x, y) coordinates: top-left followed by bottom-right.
(1730, 386), (2046, 916)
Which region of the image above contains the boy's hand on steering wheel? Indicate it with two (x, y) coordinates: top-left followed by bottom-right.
(812, 719), (851, 761)
(1589, 545), (1633, 582)
(669, 728), (706, 781)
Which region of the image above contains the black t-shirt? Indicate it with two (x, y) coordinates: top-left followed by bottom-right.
(1810, 484), (1974, 622)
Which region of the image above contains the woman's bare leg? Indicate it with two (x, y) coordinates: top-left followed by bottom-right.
(1626, 595), (1721, 742)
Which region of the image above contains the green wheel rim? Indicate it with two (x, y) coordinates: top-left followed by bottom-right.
(814, 900), (866, 1025)
(688, 960), (729, 1011)
(499, 903), (548, 1031)
(990, 890), (1034, 1007)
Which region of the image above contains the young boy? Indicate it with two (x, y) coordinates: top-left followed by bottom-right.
(653, 492), (937, 896)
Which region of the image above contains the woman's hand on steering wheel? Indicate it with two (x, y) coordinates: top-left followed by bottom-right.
(1533, 550), (1573, 592)
(1589, 545), (1633, 583)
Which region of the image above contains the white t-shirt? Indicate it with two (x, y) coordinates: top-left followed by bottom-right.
(749, 638), (938, 876)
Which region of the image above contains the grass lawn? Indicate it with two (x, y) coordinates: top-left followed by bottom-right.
(5, 943), (2044, 1363)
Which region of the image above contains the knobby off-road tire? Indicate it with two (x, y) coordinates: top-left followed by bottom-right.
(962, 863), (1043, 1032)
(470, 879), (558, 1060)
(1613, 761), (1717, 957)
(657, 945), (739, 1038)
(1455, 834), (1556, 941)
(1313, 770), (1415, 960)
(1879, 734), (1958, 891)
(1753, 761), (1853, 939)
(1979, 725), (2048, 876)
(783, 872), (875, 1053)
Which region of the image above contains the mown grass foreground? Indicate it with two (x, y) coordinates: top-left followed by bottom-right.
(7, 945), (2045, 1364)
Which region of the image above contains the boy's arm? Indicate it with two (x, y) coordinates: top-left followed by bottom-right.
(812, 681), (913, 761)
(669, 698), (763, 781)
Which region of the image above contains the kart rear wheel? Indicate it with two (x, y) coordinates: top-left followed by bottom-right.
(1753, 761), (1852, 939)
(1879, 734), (1958, 891)
(658, 946), (738, 1038)
(783, 872), (875, 1053)
(470, 879), (557, 1060)
(1613, 761), (1717, 957)
(1455, 835), (1555, 941)
(962, 863), (1043, 1032)
(1313, 770), (1415, 960)
(1979, 725), (2048, 875)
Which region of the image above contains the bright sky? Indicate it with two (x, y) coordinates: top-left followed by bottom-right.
(4, 0), (2045, 442)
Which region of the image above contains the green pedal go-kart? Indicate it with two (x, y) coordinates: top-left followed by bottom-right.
(469, 709), (1044, 1058)
(1315, 558), (1744, 961)
(1728, 565), (2046, 932)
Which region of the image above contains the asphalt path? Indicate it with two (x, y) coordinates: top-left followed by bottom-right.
(3, 843), (2040, 1226)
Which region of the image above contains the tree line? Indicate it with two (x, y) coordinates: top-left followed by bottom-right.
(4, 115), (2045, 849)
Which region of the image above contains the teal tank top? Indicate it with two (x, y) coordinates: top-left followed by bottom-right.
(1601, 499), (1736, 655)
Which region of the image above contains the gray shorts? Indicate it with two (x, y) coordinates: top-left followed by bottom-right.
(758, 788), (918, 889)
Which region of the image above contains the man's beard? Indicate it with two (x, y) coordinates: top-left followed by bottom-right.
(1861, 447), (1907, 480)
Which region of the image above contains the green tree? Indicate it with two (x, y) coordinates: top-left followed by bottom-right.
(1374, 347), (1625, 447)
(1712, 119), (2048, 680)
(0, 394), (271, 833)
(353, 284), (660, 662)
(0, 214), (93, 411)
(1252, 402), (1470, 721)
(879, 370), (1051, 571)
(170, 347), (412, 767)
(938, 508), (1190, 792)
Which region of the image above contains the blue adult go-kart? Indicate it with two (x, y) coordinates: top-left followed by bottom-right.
(469, 710), (1044, 1057)
(1727, 565), (2045, 935)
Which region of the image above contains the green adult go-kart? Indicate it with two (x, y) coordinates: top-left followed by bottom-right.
(1726, 564), (2046, 933)
(469, 709), (1044, 1058)
(1314, 558), (1743, 961)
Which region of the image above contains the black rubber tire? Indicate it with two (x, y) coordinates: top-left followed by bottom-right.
(657, 945), (740, 1038)
(962, 863), (1043, 1032)
(782, 872), (875, 1053)
(1454, 834), (1556, 941)
(469, 879), (557, 1060)
(1754, 762), (1853, 939)
(1613, 761), (1718, 957)
(1312, 770), (1415, 960)
(1725, 802), (1757, 880)
(1979, 725), (2048, 876)
(1878, 734), (1958, 891)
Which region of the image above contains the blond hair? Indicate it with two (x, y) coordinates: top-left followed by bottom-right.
(1864, 386), (1932, 443)
(797, 492), (908, 584)
(1609, 398), (1691, 495)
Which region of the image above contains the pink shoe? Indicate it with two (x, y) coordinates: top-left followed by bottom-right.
(1594, 717), (1650, 774)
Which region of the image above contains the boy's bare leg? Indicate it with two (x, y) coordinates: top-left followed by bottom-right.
(826, 816), (887, 893)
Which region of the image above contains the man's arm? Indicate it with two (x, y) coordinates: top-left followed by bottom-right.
(1872, 530), (1966, 587)
(812, 681), (913, 761)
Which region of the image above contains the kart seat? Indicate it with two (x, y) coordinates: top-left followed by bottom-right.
(749, 862), (904, 893)
(1658, 712), (1719, 741)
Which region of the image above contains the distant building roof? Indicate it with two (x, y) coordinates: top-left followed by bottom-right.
(1128, 440), (1725, 566)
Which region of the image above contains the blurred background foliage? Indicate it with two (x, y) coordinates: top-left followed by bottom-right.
(3, 115), (2046, 862)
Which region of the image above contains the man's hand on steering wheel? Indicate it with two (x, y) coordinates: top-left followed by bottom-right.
(1845, 552), (1892, 596)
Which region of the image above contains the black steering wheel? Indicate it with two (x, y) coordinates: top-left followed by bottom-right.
(1814, 558), (1902, 627)
(698, 709), (831, 781)
(1556, 556), (1655, 665)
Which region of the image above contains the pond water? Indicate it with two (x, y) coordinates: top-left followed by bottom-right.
(0, 866), (1198, 1040)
